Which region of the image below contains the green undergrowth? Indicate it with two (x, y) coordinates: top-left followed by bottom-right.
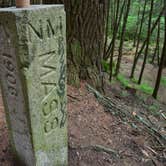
(161, 77), (166, 87)
(138, 83), (154, 95)
(117, 74), (154, 95)
(102, 60), (116, 74)
(102, 60), (154, 95)
(117, 74), (132, 88)
(102, 60), (110, 73)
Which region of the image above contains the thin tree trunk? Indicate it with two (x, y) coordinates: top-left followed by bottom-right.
(164, 55), (166, 67)
(151, 19), (160, 64)
(109, 0), (120, 81)
(103, 0), (110, 59)
(130, 0), (147, 78)
(138, 0), (154, 84)
(115, 0), (131, 76)
(153, 4), (166, 98)
(105, 0), (125, 60)
(130, 3), (165, 79)
(133, 6), (141, 47)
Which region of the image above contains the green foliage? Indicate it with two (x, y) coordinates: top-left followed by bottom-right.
(117, 74), (132, 88)
(109, 9), (165, 43)
(125, 16), (141, 40)
(161, 77), (166, 87)
(138, 83), (154, 95)
(102, 60), (116, 74)
(102, 60), (109, 73)
(117, 74), (154, 95)
(131, 79), (153, 95)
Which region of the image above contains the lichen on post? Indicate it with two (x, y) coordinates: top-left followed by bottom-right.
(0, 5), (67, 166)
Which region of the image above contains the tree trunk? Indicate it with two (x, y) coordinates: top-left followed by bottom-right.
(130, 5), (165, 78)
(138, 0), (154, 84)
(153, 2), (166, 98)
(104, 0), (125, 60)
(133, 6), (141, 47)
(130, 0), (147, 78)
(115, 0), (131, 76)
(65, 0), (108, 91)
(164, 56), (166, 67)
(151, 19), (160, 65)
(109, 0), (120, 81)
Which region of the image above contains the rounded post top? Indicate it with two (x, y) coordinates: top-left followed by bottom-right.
(16, 0), (30, 8)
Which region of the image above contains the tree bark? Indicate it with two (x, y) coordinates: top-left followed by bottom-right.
(133, 6), (141, 47)
(104, 0), (125, 61)
(153, 4), (166, 98)
(65, 0), (108, 91)
(115, 0), (131, 76)
(130, 0), (147, 78)
(151, 19), (160, 65)
(138, 0), (154, 84)
(164, 56), (166, 67)
(130, 5), (165, 79)
(109, 0), (120, 81)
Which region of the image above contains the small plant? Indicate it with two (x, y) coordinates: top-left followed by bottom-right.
(118, 74), (154, 95)
(117, 74), (132, 88)
(102, 60), (110, 73)
(102, 60), (116, 74)
(138, 83), (154, 95)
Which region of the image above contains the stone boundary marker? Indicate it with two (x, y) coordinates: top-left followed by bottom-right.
(0, 5), (67, 166)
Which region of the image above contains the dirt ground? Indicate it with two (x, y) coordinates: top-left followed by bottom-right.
(0, 80), (165, 166)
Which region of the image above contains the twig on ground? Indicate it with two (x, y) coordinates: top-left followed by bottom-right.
(67, 94), (80, 101)
(69, 144), (119, 157)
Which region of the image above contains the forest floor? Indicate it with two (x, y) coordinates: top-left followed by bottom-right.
(0, 81), (166, 166)
(0, 45), (166, 165)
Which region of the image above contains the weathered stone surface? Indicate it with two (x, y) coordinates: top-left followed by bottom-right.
(0, 5), (67, 166)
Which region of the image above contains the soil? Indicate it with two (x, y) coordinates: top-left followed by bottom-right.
(0, 81), (165, 166)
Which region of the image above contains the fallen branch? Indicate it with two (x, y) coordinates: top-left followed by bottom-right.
(69, 144), (119, 157)
(67, 94), (80, 101)
(86, 84), (166, 144)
